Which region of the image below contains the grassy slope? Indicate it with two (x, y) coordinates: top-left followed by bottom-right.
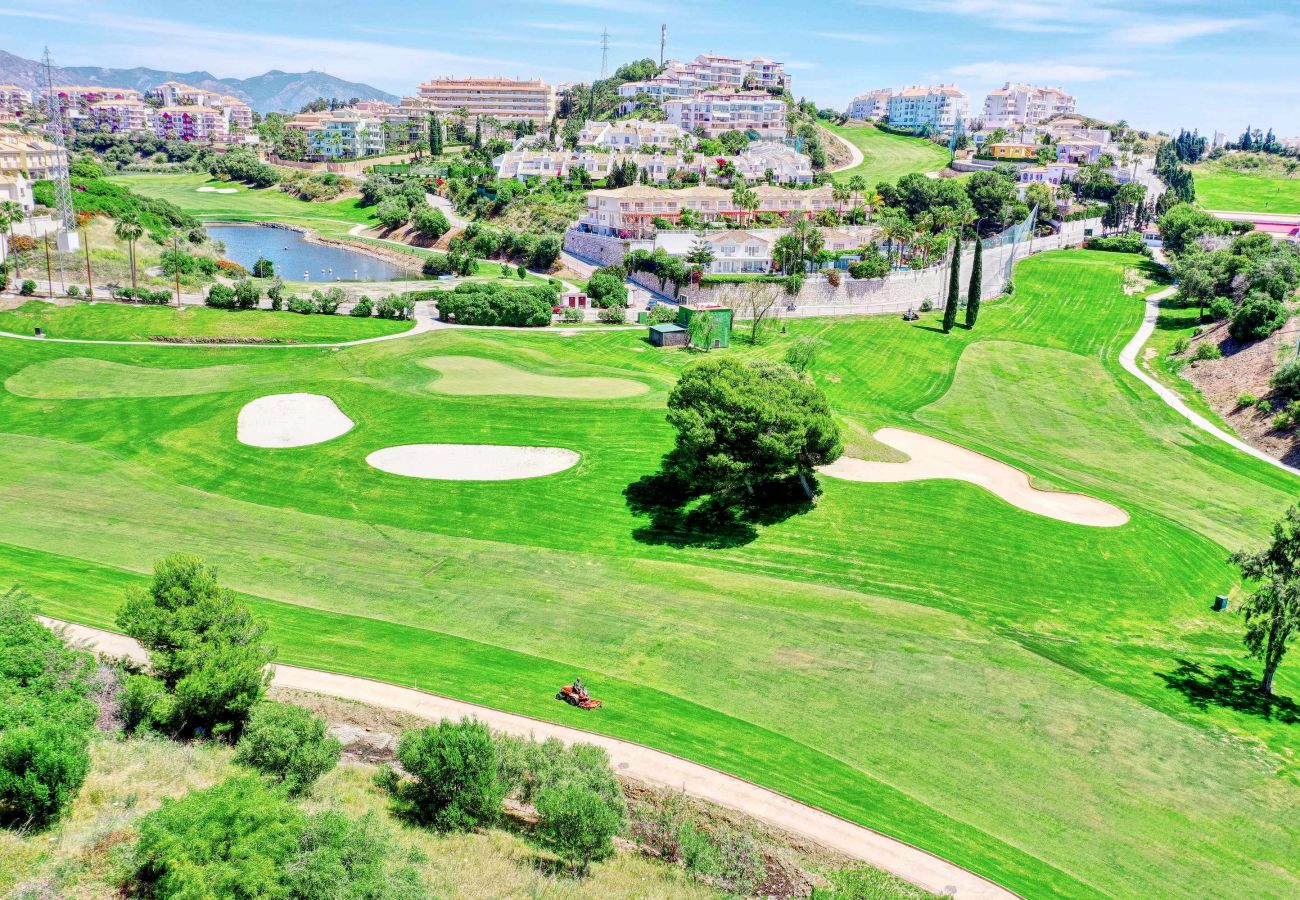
(1, 252), (1299, 896)
(823, 123), (952, 186)
(0, 300), (410, 342)
(1192, 163), (1300, 214)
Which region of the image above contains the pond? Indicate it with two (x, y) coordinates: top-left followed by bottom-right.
(205, 224), (410, 282)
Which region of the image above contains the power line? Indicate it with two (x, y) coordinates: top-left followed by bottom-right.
(600, 28), (610, 80)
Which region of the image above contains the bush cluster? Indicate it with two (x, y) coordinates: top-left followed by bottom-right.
(1086, 232), (1150, 255)
(113, 285), (174, 304)
(458, 222), (562, 271)
(234, 702), (341, 797)
(586, 266), (629, 308)
(436, 282), (557, 327)
(205, 280), (261, 310)
(628, 790), (765, 894)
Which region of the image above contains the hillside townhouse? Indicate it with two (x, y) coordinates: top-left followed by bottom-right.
(664, 91), (788, 139)
(1018, 162), (1078, 187)
(0, 172), (34, 213)
(494, 141), (812, 185)
(50, 86), (144, 127)
(847, 89), (893, 121)
(0, 85), (30, 112)
(577, 184), (857, 237)
(88, 99), (151, 134)
(577, 119), (688, 150)
(618, 54), (790, 111)
(886, 85), (967, 133)
(412, 77), (556, 126)
(0, 133), (61, 179)
(981, 83), (1076, 128)
(1056, 139), (1104, 165)
(987, 142), (1038, 160)
(149, 83), (253, 133)
(153, 105), (229, 142)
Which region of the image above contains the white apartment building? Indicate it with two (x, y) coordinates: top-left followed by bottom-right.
(645, 226), (874, 274)
(0, 133), (62, 179)
(981, 83), (1076, 128)
(50, 86), (144, 127)
(0, 85), (30, 111)
(88, 99), (151, 134)
(577, 119), (688, 150)
(148, 83), (253, 133)
(0, 172), (34, 212)
(306, 110), (387, 160)
(847, 89), (892, 121)
(413, 77), (557, 126)
(618, 54), (790, 112)
(886, 85), (967, 133)
(665, 91), (788, 139)
(152, 105), (229, 142)
(495, 141), (812, 185)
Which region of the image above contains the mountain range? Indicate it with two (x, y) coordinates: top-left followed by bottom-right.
(0, 49), (399, 114)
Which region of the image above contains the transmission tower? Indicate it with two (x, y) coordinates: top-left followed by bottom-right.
(599, 29), (610, 79)
(41, 46), (79, 252)
(659, 24), (667, 66)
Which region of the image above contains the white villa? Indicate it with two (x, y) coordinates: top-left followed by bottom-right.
(981, 83), (1076, 128)
(643, 225), (877, 275)
(576, 119), (688, 150)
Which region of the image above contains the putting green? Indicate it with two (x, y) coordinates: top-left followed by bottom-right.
(2, 251), (1298, 898)
(422, 354), (651, 399)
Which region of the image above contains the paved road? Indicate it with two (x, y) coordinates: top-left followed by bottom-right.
(1119, 285), (1300, 477)
(42, 617), (1015, 900)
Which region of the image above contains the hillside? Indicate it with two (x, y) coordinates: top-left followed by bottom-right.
(0, 49), (397, 113)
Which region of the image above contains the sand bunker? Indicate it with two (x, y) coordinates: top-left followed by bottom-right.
(238, 393), (354, 448)
(366, 444), (579, 480)
(819, 428), (1128, 527)
(196, 186), (238, 193)
(422, 355), (649, 399)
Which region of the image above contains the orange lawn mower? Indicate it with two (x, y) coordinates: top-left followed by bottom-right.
(556, 677), (602, 710)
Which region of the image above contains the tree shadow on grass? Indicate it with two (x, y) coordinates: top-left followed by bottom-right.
(1156, 658), (1300, 724)
(624, 472), (816, 548)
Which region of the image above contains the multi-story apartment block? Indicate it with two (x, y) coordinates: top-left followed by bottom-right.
(306, 110), (387, 160)
(576, 119), (688, 150)
(413, 77), (556, 126)
(577, 184), (857, 237)
(618, 54), (790, 112)
(0, 133), (62, 179)
(495, 141), (812, 185)
(50, 86), (144, 127)
(148, 83), (253, 134)
(981, 83), (1076, 128)
(0, 85), (31, 112)
(616, 77), (698, 110)
(744, 56), (789, 91)
(664, 91), (788, 139)
(847, 89), (893, 121)
(885, 85), (967, 133)
(152, 105), (229, 142)
(88, 99), (151, 134)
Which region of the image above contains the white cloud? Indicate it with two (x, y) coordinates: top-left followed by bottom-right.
(948, 61), (1134, 84)
(1113, 17), (1253, 46)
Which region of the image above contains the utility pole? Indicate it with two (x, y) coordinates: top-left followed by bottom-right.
(600, 28), (610, 80)
(43, 235), (53, 298)
(660, 24), (667, 66)
(82, 222), (92, 297)
(172, 234), (182, 310)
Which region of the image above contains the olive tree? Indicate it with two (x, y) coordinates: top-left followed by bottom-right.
(1230, 505), (1300, 696)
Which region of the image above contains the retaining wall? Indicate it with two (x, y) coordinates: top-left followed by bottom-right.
(562, 230), (637, 267)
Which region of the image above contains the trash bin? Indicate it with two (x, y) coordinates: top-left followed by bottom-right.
(34, 327), (42, 338)
(1213, 595), (1230, 611)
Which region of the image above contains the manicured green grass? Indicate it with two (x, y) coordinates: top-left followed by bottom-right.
(0, 300), (410, 343)
(823, 123), (953, 186)
(1, 251), (1299, 897)
(1193, 163), (1300, 213)
(108, 172), (378, 238)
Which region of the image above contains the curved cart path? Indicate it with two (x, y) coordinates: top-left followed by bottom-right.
(42, 617), (1015, 900)
(824, 126), (866, 173)
(1120, 286), (1300, 477)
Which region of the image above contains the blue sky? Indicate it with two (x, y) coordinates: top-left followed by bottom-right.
(2, 0), (1297, 135)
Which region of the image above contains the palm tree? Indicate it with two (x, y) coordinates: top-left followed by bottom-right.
(0, 200), (23, 280)
(731, 184), (758, 226)
(831, 181), (851, 214)
(114, 214), (143, 292)
(880, 211), (913, 266)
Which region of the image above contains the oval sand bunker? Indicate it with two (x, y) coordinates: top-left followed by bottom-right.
(820, 427), (1128, 527)
(238, 393), (354, 448)
(367, 444), (579, 481)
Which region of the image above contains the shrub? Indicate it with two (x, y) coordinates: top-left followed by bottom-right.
(375, 294), (416, 320)
(1086, 232), (1149, 255)
(534, 782), (621, 873)
(19, 279), (35, 296)
(826, 269), (842, 287)
(67, 285), (80, 297)
(233, 279), (260, 310)
(350, 295), (373, 317)
(311, 287), (344, 315)
(1169, 335), (1190, 356)
(205, 283), (236, 309)
(1273, 411), (1294, 432)
(586, 271), (628, 308)
(0, 723), (93, 830)
(1206, 296), (1233, 321)
(1193, 342), (1223, 361)
(436, 282), (556, 327)
(392, 718), (504, 830)
(235, 702), (341, 797)
(516, 264), (527, 279)
(560, 306), (584, 323)
(847, 250), (890, 280)
(647, 304), (677, 325)
(115, 554), (273, 739)
(530, 234), (562, 270)
(1229, 295), (1287, 343)
(597, 305), (626, 324)
(1272, 359), (1300, 401)
(918, 298), (933, 312)
(1257, 397), (1274, 414)
(411, 205), (450, 240)
(288, 295), (314, 314)
(267, 279), (285, 311)
(376, 197), (411, 230)
(1237, 393), (1258, 408)
(421, 254), (452, 277)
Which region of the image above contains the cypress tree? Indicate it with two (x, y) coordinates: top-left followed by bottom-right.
(942, 234), (961, 333)
(428, 112), (442, 156)
(965, 238), (983, 328)
(473, 117), (482, 150)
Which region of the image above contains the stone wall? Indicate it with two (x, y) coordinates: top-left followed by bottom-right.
(562, 229), (636, 267)
(635, 218), (1103, 318)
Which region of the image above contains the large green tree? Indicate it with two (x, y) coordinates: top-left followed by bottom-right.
(663, 357), (842, 500)
(1230, 506), (1300, 696)
(392, 718), (504, 830)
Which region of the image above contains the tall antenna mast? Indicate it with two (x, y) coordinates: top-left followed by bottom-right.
(41, 47), (79, 257)
(660, 24), (667, 66)
(600, 29), (610, 80)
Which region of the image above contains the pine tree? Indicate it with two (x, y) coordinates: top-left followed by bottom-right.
(942, 234), (961, 334)
(965, 238), (982, 329)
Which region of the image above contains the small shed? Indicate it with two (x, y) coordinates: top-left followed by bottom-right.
(648, 322), (688, 347)
(677, 304), (733, 349)
(560, 290), (589, 309)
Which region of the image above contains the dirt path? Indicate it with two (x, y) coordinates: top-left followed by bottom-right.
(1121, 286), (1300, 477)
(42, 617), (1015, 900)
(824, 127), (866, 174)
